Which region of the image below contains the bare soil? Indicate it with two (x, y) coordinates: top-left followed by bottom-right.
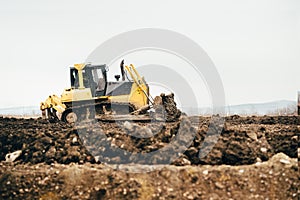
(0, 115), (299, 199)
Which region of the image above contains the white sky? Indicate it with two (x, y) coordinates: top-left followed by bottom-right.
(0, 0), (299, 108)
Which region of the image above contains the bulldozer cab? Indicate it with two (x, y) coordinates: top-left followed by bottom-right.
(70, 64), (107, 97)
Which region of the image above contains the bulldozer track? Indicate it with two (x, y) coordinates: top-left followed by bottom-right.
(61, 100), (153, 123)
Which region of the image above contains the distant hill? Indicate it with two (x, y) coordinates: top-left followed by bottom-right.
(182, 100), (297, 116)
(225, 100), (296, 116)
(0, 100), (297, 117)
(0, 106), (40, 116)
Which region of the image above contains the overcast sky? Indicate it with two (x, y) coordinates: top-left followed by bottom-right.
(0, 0), (299, 108)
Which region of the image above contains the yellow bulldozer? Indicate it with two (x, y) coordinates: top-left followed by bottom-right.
(40, 61), (154, 123)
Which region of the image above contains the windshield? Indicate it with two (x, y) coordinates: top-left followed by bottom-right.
(70, 69), (78, 87)
(92, 68), (105, 91)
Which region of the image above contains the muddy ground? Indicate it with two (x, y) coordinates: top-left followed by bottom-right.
(0, 115), (299, 199)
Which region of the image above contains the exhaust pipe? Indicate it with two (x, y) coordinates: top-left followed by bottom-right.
(120, 59), (125, 81)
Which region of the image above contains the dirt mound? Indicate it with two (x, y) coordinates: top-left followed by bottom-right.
(160, 93), (181, 122)
(152, 93), (181, 122)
